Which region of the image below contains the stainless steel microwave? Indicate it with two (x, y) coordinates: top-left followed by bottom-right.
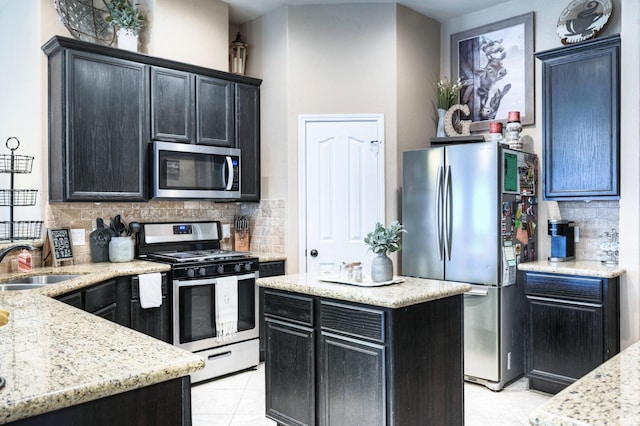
(150, 141), (241, 200)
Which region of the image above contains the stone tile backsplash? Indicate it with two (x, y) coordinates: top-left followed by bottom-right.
(557, 200), (619, 261)
(45, 199), (286, 264)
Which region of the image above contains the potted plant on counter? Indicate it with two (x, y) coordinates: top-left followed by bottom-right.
(364, 221), (406, 282)
(105, 0), (145, 52)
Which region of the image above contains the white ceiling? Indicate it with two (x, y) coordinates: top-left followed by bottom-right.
(226, 0), (512, 24)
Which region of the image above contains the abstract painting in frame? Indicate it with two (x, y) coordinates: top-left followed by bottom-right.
(450, 12), (534, 132)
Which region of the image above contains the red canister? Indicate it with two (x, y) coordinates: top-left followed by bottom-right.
(508, 111), (521, 122)
(489, 121), (503, 134)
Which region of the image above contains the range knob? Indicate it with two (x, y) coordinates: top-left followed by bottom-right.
(198, 267), (207, 276)
(217, 265), (225, 274)
(187, 268), (196, 278)
(234, 263), (242, 272)
(244, 263), (252, 271)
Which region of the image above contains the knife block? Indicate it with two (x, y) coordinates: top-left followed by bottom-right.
(234, 230), (250, 252)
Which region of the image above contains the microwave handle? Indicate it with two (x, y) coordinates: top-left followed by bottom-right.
(225, 156), (234, 190)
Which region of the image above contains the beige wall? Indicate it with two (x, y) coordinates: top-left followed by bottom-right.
(243, 4), (440, 273)
(147, 0), (229, 70)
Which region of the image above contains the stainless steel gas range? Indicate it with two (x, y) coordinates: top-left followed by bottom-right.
(137, 221), (259, 383)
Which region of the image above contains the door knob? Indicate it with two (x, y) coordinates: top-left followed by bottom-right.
(310, 249), (318, 257)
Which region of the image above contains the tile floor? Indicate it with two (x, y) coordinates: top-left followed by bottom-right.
(191, 363), (551, 426)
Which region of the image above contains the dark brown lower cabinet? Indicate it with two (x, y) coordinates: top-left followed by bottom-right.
(8, 376), (191, 426)
(56, 273), (171, 343)
(264, 289), (464, 426)
(524, 271), (620, 394)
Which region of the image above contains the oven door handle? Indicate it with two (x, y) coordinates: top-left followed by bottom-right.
(174, 273), (256, 288)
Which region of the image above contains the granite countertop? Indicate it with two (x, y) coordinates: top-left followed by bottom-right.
(0, 261), (203, 425)
(253, 253), (287, 262)
(0, 260), (172, 298)
(518, 260), (625, 279)
(257, 273), (471, 308)
(529, 339), (640, 425)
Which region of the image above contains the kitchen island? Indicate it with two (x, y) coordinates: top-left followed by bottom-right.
(0, 261), (204, 425)
(258, 273), (471, 426)
(529, 339), (640, 425)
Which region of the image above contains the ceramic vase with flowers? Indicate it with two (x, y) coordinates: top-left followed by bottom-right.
(434, 77), (463, 137)
(105, 0), (145, 52)
(364, 221), (406, 282)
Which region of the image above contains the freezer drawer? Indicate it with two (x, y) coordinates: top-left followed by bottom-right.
(464, 285), (500, 383)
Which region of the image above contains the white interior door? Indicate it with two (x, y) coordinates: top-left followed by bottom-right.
(299, 115), (385, 275)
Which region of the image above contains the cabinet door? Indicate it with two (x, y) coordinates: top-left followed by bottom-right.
(236, 83), (260, 201)
(537, 35), (620, 200)
(265, 318), (315, 426)
(92, 302), (118, 322)
(63, 50), (148, 201)
(130, 274), (172, 343)
(195, 76), (234, 147)
(318, 333), (385, 426)
(526, 296), (603, 393)
(151, 67), (192, 142)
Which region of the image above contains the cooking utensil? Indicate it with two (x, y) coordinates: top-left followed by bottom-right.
(128, 221), (141, 237)
(110, 215), (128, 237)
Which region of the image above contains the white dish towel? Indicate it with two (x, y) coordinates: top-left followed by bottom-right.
(215, 276), (238, 342)
(138, 272), (162, 309)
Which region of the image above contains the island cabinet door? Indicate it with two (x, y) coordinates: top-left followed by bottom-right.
(318, 300), (386, 426)
(318, 332), (385, 426)
(265, 318), (315, 426)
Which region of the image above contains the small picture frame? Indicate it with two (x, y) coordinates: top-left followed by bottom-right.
(44, 228), (75, 266)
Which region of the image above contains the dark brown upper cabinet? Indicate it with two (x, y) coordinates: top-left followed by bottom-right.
(46, 47), (149, 202)
(151, 68), (235, 147)
(43, 36), (261, 202)
(536, 35), (620, 200)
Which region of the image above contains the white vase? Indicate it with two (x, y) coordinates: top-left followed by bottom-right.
(117, 28), (139, 52)
(371, 253), (393, 282)
(436, 108), (447, 138)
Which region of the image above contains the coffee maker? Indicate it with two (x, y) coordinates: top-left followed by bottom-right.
(548, 220), (575, 262)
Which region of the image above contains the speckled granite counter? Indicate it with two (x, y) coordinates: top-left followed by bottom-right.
(0, 261), (203, 424)
(257, 273), (471, 308)
(518, 260), (625, 279)
(529, 339), (640, 425)
(254, 253), (287, 263)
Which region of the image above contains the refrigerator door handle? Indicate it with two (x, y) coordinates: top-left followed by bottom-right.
(436, 165), (444, 260)
(465, 287), (490, 297)
(444, 164), (452, 261)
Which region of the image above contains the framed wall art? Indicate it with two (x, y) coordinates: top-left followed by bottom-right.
(450, 12), (534, 132)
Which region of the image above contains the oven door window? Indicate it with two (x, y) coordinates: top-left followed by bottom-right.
(178, 276), (256, 344)
(159, 150), (227, 191)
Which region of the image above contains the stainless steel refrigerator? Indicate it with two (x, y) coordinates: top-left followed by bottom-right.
(402, 143), (538, 391)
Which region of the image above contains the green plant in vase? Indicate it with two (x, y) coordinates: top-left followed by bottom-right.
(105, 0), (145, 51)
(364, 221), (406, 282)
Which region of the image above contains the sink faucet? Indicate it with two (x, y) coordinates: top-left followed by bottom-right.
(0, 244), (37, 263)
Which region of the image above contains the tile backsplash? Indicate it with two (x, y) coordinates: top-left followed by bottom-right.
(557, 200), (619, 261)
(45, 199), (286, 264)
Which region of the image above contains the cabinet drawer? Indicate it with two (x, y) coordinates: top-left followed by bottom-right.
(57, 291), (83, 309)
(84, 279), (117, 312)
(525, 273), (603, 303)
(264, 290), (313, 326)
(320, 301), (385, 343)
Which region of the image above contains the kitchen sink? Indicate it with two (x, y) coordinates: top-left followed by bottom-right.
(0, 274), (82, 291)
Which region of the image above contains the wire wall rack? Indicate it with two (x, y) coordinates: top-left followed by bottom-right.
(0, 137), (43, 241)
